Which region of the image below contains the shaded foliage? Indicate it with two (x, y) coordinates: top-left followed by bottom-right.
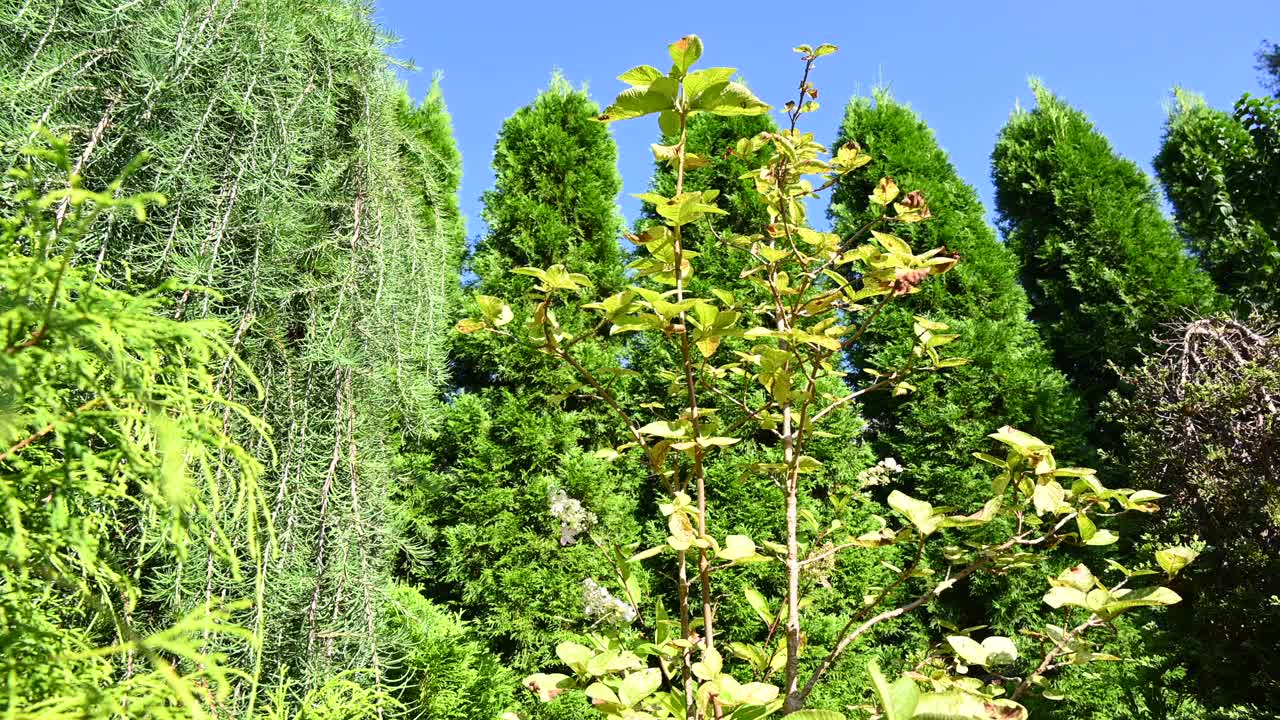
(1106, 315), (1280, 709)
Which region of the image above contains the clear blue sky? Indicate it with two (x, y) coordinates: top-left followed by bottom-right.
(374, 0), (1278, 236)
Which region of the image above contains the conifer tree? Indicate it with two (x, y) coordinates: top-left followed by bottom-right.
(1155, 90), (1279, 313)
(402, 75), (642, 680)
(0, 0), (470, 711)
(830, 91), (1091, 505)
(991, 83), (1221, 407)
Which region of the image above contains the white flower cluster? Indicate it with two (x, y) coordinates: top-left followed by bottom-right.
(549, 487), (596, 546)
(582, 578), (636, 624)
(857, 457), (904, 488)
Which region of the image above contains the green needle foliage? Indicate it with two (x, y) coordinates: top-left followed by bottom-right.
(1155, 90), (1280, 313)
(405, 75), (642, 682)
(1, 0), (467, 712)
(0, 131), (268, 719)
(992, 82), (1221, 408)
(830, 90), (1091, 505)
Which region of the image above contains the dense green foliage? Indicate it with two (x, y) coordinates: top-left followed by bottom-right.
(992, 83), (1221, 407)
(0, 135), (271, 719)
(467, 38), (1194, 720)
(401, 76), (642, 685)
(830, 91), (1091, 504)
(1105, 316), (1280, 711)
(4, 8), (1277, 720)
(1154, 91), (1280, 313)
(1, 0), (469, 714)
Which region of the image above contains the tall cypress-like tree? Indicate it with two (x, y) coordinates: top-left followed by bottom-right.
(0, 0), (472, 711)
(1155, 90), (1279, 313)
(830, 91), (1091, 505)
(991, 82), (1221, 407)
(401, 75), (642, 684)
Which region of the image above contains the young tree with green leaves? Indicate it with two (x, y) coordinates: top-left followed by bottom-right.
(829, 90), (1091, 505)
(1155, 90), (1280, 313)
(991, 82), (1221, 408)
(638, 109), (922, 713)
(463, 37), (1191, 720)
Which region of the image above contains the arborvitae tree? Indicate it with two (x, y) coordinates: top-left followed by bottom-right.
(1, 0), (467, 711)
(1155, 90), (1279, 313)
(830, 91), (1091, 506)
(402, 76), (641, 685)
(991, 82), (1221, 407)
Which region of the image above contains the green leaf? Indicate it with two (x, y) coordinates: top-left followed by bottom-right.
(599, 78), (678, 122)
(813, 43), (838, 57)
(585, 682), (621, 706)
(987, 426), (1052, 454)
(476, 295), (513, 326)
(1155, 546), (1198, 578)
(979, 636), (1019, 665)
(870, 177), (899, 206)
(523, 673), (572, 702)
(744, 587), (773, 625)
(1082, 529), (1118, 546)
(1043, 586), (1089, 609)
(717, 534), (757, 561)
(947, 636), (990, 666)
(736, 682), (779, 706)
(628, 545), (664, 563)
(913, 691), (1027, 720)
(972, 452), (1007, 468)
(783, 711), (846, 720)
(685, 67), (736, 100)
(668, 512), (696, 550)
(888, 490), (940, 536)
(1100, 586), (1183, 615)
(869, 659), (919, 720)
(619, 65), (663, 87)
(668, 35), (703, 75)
(638, 421), (688, 438)
(1031, 480), (1065, 516)
(556, 642), (593, 671)
(1053, 564), (1095, 592)
(618, 668), (662, 706)
(690, 81), (770, 116)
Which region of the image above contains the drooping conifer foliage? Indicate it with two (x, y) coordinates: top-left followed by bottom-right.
(1155, 90), (1280, 313)
(992, 83), (1221, 407)
(830, 91), (1091, 505)
(400, 75), (643, 684)
(1, 0), (472, 713)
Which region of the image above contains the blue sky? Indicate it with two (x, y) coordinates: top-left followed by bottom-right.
(374, 0), (1278, 236)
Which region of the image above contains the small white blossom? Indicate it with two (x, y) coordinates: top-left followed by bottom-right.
(858, 457), (905, 488)
(582, 578), (636, 624)
(549, 488), (596, 546)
